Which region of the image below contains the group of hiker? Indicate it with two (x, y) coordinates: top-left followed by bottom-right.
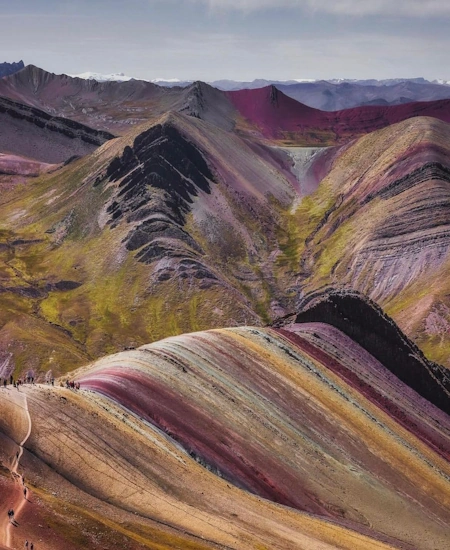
(1, 375), (35, 388)
(65, 379), (80, 390)
(7, 472), (35, 548)
(0, 375), (81, 388)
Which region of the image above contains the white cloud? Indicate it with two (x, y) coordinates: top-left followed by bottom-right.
(178, 0), (450, 16)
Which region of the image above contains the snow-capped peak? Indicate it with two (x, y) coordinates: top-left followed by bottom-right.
(70, 71), (136, 82)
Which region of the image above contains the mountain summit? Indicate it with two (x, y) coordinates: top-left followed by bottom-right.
(0, 60), (24, 78)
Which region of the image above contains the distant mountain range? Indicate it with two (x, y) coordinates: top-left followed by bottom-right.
(3, 62), (450, 110)
(4, 65), (450, 142)
(70, 72), (450, 89)
(37, 69), (450, 110)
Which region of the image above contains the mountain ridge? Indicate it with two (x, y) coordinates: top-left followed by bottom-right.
(4, 65), (450, 146)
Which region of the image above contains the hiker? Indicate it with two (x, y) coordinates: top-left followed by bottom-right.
(25, 541), (28, 548)
(30, 543), (33, 550)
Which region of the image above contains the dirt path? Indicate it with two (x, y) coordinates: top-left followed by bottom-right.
(0, 390), (32, 549)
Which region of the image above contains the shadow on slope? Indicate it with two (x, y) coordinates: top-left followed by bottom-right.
(0, 96), (114, 163)
(293, 289), (450, 415)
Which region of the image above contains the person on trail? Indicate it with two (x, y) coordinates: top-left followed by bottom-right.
(25, 541), (28, 548)
(30, 543), (33, 550)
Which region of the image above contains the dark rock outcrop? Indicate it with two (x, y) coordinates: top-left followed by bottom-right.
(104, 121), (218, 280)
(0, 97), (114, 145)
(294, 289), (450, 415)
(0, 96), (114, 163)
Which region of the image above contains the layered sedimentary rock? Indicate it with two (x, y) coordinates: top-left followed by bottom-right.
(0, 322), (448, 549)
(293, 116), (450, 365)
(0, 96), (113, 163)
(291, 290), (450, 414)
(3, 111), (450, 372)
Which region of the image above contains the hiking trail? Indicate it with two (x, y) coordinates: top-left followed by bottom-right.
(0, 390), (32, 549)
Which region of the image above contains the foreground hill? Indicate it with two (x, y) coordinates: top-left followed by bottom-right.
(0, 322), (448, 549)
(289, 290), (450, 415)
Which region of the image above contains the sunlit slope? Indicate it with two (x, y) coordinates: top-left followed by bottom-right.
(294, 116), (450, 365)
(0, 366), (409, 550)
(73, 326), (450, 550)
(2, 324), (448, 548)
(0, 111), (302, 377)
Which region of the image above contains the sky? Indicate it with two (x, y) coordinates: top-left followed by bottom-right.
(1, 0), (449, 81)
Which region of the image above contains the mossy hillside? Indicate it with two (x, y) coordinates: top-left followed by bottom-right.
(37, 204), (258, 347)
(184, 182), (293, 323)
(385, 254), (450, 367)
(0, 311), (89, 378)
(278, 128), (337, 147)
(0, 154), (267, 377)
(0, 220), (261, 377)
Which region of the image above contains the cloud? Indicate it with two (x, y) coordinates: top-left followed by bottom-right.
(178, 0), (450, 17)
